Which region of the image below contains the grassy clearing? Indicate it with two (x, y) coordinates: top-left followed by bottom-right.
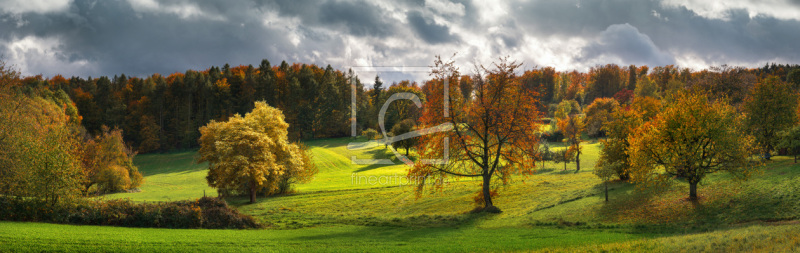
(10, 137), (800, 251)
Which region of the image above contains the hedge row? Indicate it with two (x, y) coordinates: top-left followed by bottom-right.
(0, 196), (261, 229)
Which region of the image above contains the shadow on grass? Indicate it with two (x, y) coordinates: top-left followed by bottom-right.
(134, 150), (209, 176)
(354, 147), (419, 173)
(592, 173), (800, 234)
(292, 211), (495, 241)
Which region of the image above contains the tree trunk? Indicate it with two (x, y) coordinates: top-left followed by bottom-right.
(482, 173), (493, 209)
(575, 151), (580, 173)
(604, 181), (608, 202)
(406, 147), (410, 156)
(689, 181), (698, 202)
(249, 185), (257, 204)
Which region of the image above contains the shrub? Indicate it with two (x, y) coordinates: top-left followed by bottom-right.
(362, 128), (380, 140)
(0, 196), (261, 229)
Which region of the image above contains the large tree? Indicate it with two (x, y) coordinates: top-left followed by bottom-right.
(198, 101), (315, 203)
(628, 91), (756, 202)
(410, 56), (542, 212)
(743, 76), (799, 159)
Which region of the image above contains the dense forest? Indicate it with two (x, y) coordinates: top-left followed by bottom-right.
(17, 59), (800, 154)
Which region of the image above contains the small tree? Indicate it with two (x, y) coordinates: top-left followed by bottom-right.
(199, 101), (315, 203)
(80, 126), (143, 194)
(552, 149), (574, 171)
(595, 97), (661, 181)
(628, 91), (757, 202)
(538, 141), (552, 169)
(361, 128), (380, 140)
(557, 115), (585, 172)
(778, 126), (800, 163)
(594, 160), (620, 202)
(390, 119), (417, 156)
(744, 76), (799, 160)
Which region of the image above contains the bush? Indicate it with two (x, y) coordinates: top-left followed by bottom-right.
(542, 130), (564, 143)
(362, 128), (380, 140)
(0, 196), (261, 229)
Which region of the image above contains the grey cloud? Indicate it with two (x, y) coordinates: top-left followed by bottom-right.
(581, 23), (674, 66)
(406, 10), (458, 44)
(266, 0), (398, 38)
(513, 0), (800, 67)
(1, 0), (800, 81)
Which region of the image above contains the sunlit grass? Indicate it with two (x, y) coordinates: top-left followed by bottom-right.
(26, 136), (800, 251)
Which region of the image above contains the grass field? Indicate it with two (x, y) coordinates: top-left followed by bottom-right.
(5, 136), (800, 252)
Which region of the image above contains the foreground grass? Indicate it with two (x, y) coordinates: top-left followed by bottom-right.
(0, 221), (648, 252)
(2, 221), (798, 252)
(25, 137), (800, 251)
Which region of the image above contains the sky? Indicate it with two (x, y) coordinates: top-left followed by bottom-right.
(1, 0), (800, 83)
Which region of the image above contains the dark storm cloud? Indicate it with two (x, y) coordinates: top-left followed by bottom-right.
(1, 0), (298, 77)
(1, 0), (800, 80)
(264, 0), (397, 38)
(406, 10), (459, 44)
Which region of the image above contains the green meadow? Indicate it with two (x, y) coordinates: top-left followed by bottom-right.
(4, 136), (800, 252)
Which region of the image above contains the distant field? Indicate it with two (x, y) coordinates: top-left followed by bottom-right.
(7, 136), (800, 252)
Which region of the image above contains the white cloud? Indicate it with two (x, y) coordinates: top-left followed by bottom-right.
(3, 36), (96, 77)
(0, 0), (71, 14)
(127, 0), (227, 21)
(661, 0), (800, 21)
(425, 0), (465, 16)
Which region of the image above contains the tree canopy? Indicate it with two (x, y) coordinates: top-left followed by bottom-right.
(628, 90), (757, 201)
(410, 56), (542, 212)
(198, 101), (316, 203)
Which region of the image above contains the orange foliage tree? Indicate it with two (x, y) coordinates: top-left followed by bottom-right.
(410, 56), (542, 212)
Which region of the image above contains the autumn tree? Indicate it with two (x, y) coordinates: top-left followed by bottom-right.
(198, 101), (315, 203)
(634, 75), (659, 98)
(410, 56), (542, 212)
(80, 126), (143, 194)
(586, 64), (625, 103)
(557, 114), (585, 172)
(583, 97), (620, 137)
(743, 76), (799, 159)
(628, 91), (756, 202)
(595, 97), (661, 181)
(0, 62), (84, 204)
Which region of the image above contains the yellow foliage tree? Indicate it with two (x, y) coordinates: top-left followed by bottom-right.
(198, 101), (315, 203)
(628, 90), (756, 202)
